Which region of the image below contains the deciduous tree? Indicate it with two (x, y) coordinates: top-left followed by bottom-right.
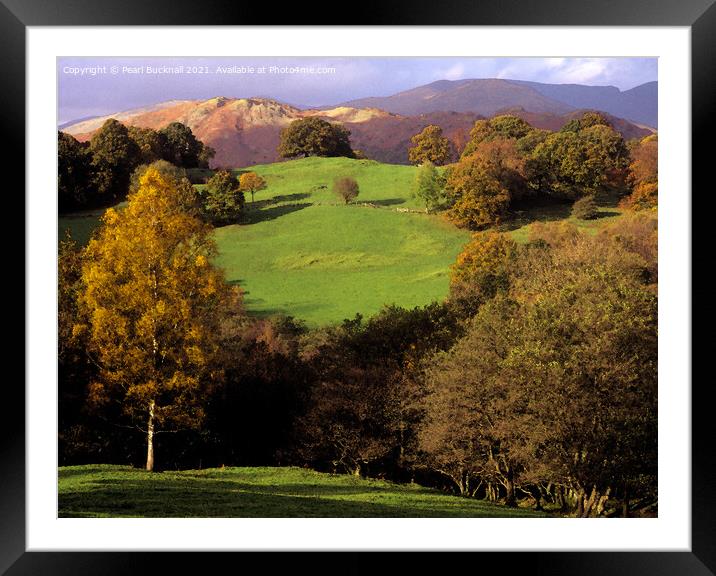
(201, 170), (245, 225)
(278, 117), (354, 159)
(77, 167), (238, 471)
(239, 171), (268, 204)
(408, 125), (453, 166)
(412, 161), (445, 213)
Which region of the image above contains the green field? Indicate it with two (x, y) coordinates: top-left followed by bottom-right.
(58, 157), (626, 325)
(58, 465), (545, 518)
(60, 158), (471, 325)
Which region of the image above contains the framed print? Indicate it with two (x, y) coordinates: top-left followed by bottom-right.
(7, 0), (714, 572)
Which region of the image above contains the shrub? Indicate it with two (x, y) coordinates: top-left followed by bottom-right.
(333, 177), (360, 204)
(571, 195), (598, 220)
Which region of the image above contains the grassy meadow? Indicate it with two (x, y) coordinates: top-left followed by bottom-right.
(58, 465), (546, 518)
(58, 156), (627, 325)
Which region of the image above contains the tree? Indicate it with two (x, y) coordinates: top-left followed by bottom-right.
(449, 231), (517, 317)
(461, 115), (533, 159)
(58, 132), (92, 211)
(239, 171), (268, 204)
(444, 156), (511, 229)
(333, 177), (359, 204)
(278, 117), (354, 159)
(420, 224), (657, 512)
(408, 125), (453, 166)
(129, 160), (201, 216)
(127, 126), (167, 165)
(201, 170), (245, 225)
(621, 134), (658, 210)
(77, 167), (238, 471)
(529, 123), (629, 199)
(412, 161), (445, 212)
(89, 119), (141, 202)
(160, 122), (205, 168)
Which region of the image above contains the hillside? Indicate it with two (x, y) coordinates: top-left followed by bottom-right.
(60, 157), (472, 325)
(59, 465), (545, 518)
(61, 90), (652, 168)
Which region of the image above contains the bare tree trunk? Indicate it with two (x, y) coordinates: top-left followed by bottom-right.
(146, 400), (155, 472)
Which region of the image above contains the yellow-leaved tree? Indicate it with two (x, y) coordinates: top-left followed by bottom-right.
(77, 167), (239, 471)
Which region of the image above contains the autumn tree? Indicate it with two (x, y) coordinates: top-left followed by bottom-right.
(461, 115), (533, 159)
(444, 156), (511, 229)
(239, 171), (268, 204)
(333, 177), (359, 204)
(408, 125), (453, 166)
(77, 167), (238, 471)
(89, 118), (141, 202)
(129, 160), (200, 216)
(201, 170), (245, 225)
(420, 222), (657, 513)
(412, 161), (445, 213)
(448, 231), (517, 317)
(278, 117), (354, 159)
(621, 134), (658, 210)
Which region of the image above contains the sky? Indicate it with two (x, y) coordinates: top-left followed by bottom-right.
(57, 57), (657, 125)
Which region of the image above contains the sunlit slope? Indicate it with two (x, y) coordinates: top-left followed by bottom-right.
(214, 157), (470, 325)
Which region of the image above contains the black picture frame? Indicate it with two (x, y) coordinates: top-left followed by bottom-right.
(6, 0), (714, 573)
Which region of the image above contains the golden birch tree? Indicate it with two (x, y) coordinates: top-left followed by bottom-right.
(77, 167), (238, 471)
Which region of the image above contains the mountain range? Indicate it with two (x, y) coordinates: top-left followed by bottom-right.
(340, 78), (658, 128)
(61, 78), (656, 168)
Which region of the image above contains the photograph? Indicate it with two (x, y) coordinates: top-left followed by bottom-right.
(56, 55), (659, 520)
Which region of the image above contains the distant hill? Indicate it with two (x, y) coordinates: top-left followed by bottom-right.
(61, 95), (652, 168)
(509, 80), (658, 128)
(341, 78), (658, 128)
(342, 78), (574, 117)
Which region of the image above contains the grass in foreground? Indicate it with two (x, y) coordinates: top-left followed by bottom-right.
(58, 465), (545, 518)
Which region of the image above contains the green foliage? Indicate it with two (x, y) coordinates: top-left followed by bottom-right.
(278, 117), (354, 159)
(58, 132), (92, 211)
(560, 111), (612, 133)
(89, 119), (142, 202)
(412, 161), (445, 212)
(201, 170), (245, 225)
(333, 176), (360, 204)
(408, 125), (453, 166)
(159, 122), (205, 168)
(127, 125), (167, 165)
(571, 194), (598, 220)
(528, 123), (629, 199)
(461, 115), (533, 158)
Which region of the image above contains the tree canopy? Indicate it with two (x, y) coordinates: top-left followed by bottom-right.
(278, 117), (354, 159)
(408, 125), (453, 166)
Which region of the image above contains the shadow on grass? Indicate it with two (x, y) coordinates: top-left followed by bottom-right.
(366, 198), (406, 207)
(59, 477), (542, 518)
(243, 202), (312, 225)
